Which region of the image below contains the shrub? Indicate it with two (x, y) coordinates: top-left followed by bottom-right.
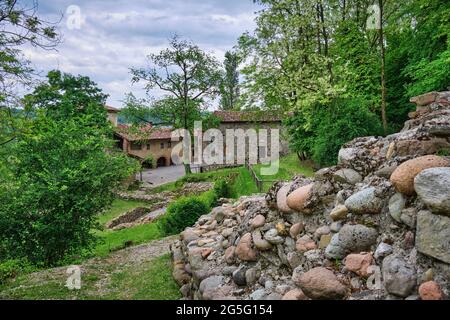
(213, 179), (231, 199)
(287, 97), (383, 167)
(198, 189), (218, 208)
(0, 72), (140, 266)
(158, 180), (231, 236)
(158, 197), (209, 235)
(0, 259), (35, 284)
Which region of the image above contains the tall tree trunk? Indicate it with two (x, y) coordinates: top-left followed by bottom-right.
(316, 3), (322, 55)
(182, 69), (192, 174)
(379, 0), (388, 134)
(319, 2), (332, 81)
(183, 98), (192, 174)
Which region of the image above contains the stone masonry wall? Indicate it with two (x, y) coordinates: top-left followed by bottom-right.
(170, 91), (450, 300)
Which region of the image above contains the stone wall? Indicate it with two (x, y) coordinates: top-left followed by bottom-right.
(170, 91), (450, 300)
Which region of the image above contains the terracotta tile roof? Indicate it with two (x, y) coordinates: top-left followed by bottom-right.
(115, 124), (172, 141)
(213, 111), (285, 123)
(105, 105), (120, 113)
(149, 127), (173, 140)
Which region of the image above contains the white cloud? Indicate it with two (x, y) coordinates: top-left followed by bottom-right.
(22, 0), (258, 108)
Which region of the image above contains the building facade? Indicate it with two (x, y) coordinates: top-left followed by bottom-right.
(105, 106), (175, 167)
(212, 111), (290, 164)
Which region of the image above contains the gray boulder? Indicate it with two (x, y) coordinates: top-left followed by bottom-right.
(333, 168), (363, 185)
(414, 167), (450, 216)
(325, 234), (347, 259)
(338, 224), (378, 252)
(388, 193), (406, 222)
(382, 255), (417, 297)
(416, 210), (450, 264)
(325, 224), (378, 260)
(338, 148), (358, 165)
(374, 242), (393, 260)
(345, 187), (383, 214)
(199, 275), (225, 295)
(232, 265), (248, 286)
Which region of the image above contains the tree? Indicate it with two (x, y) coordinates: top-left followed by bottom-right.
(0, 71), (139, 266)
(378, 0), (388, 133)
(219, 51), (240, 110)
(130, 35), (222, 173)
(0, 0), (59, 146)
(238, 0), (347, 111)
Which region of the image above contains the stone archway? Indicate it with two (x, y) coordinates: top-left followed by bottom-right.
(157, 156), (167, 167)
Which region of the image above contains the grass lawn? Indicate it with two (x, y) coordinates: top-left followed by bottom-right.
(145, 181), (179, 194)
(93, 223), (162, 257)
(0, 254), (180, 300)
(145, 153), (314, 198)
(97, 199), (149, 226)
(180, 166), (259, 197)
(253, 153), (315, 192)
(108, 254), (180, 300)
(92, 199), (164, 257)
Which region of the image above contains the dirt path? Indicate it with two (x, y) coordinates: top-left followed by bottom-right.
(0, 235), (179, 300)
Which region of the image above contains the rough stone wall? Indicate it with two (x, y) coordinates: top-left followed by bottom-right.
(171, 91), (450, 300)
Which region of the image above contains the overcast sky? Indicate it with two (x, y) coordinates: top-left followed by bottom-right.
(23, 0), (258, 107)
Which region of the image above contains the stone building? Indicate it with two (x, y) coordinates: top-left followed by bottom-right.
(212, 111), (290, 164)
(115, 125), (174, 167)
(105, 105), (119, 127)
(105, 105), (175, 167)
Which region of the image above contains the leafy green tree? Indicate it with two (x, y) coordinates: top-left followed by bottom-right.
(0, 71), (139, 266)
(0, 0), (59, 146)
(130, 35), (222, 173)
(219, 51), (241, 110)
(386, 0), (449, 127)
(286, 97), (383, 166)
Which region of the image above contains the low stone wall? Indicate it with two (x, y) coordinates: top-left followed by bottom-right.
(170, 91), (450, 300)
(116, 182), (214, 203)
(107, 207), (153, 229)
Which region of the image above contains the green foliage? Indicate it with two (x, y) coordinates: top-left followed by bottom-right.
(142, 154), (155, 168)
(219, 50), (241, 110)
(0, 71), (139, 266)
(129, 35), (222, 156)
(214, 179), (231, 199)
(158, 196), (210, 236)
(158, 178), (234, 236)
(386, 0), (450, 125)
(240, 0), (449, 151)
(93, 222), (162, 257)
(437, 148), (450, 157)
(0, 259), (35, 284)
(286, 98), (383, 166)
(404, 48), (450, 97)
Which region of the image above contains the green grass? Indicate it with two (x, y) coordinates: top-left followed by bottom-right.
(108, 254), (181, 300)
(153, 166), (259, 199)
(93, 223), (162, 257)
(145, 181), (179, 194)
(0, 254), (180, 300)
(97, 199), (149, 226)
(230, 167), (259, 197)
(145, 156), (311, 198)
(253, 153), (315, 192)
(91, 199), (164, 257)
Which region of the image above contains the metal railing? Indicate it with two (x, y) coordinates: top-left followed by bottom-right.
(244, 162), (277, 193)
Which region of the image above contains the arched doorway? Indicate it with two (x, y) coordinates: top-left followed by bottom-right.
(157, 157), (167, 167)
